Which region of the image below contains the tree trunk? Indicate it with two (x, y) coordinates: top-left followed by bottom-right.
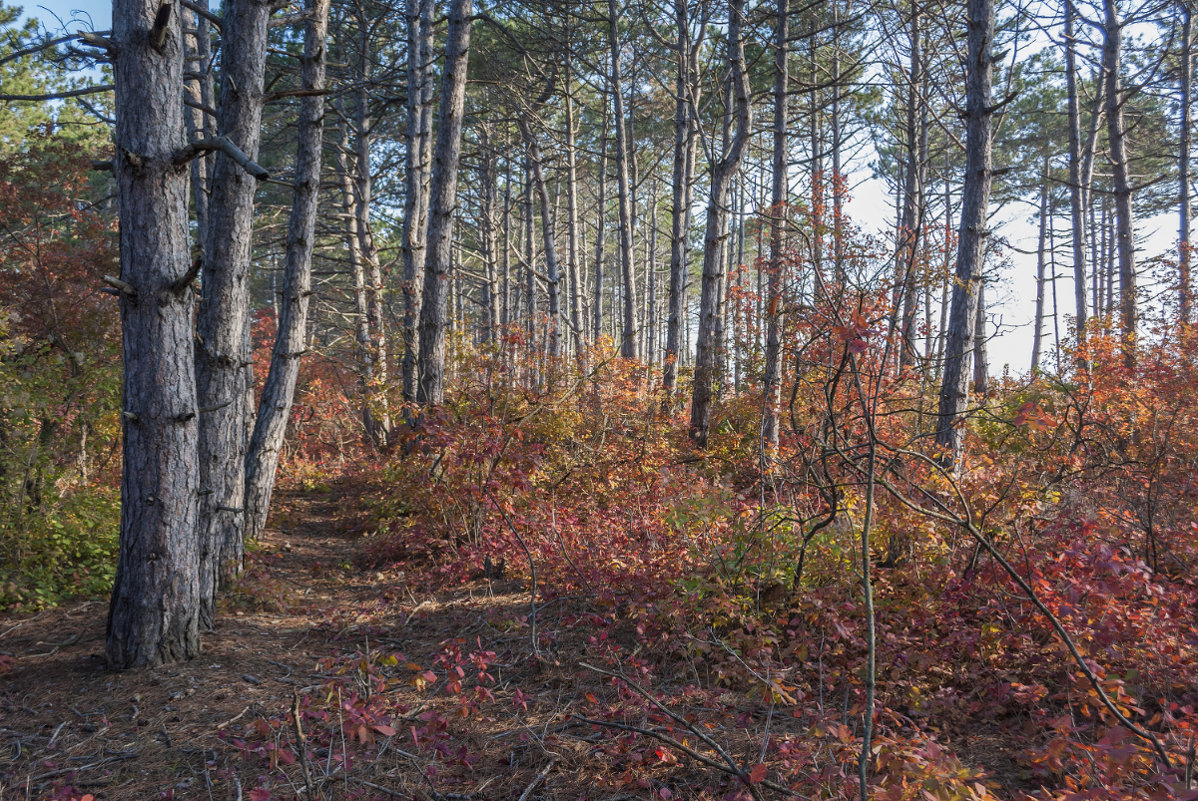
(195, 0), (270, 627)
(1031, 157), (1049, 373)
(478, 126), (499, 344)
(1180, 2), (1193, 323)
(934, 0), (994, 470)
(1064, 0), (1089, 347)
(337, 119), (380, 442)
(183, 0), (214, 251)
(244, 0), (328, 544)
(401, 0), (435, 401)
(352, 22), (391, 443)
(763, 0), (787, 452)
(416, 0), (473, 405)
(518, 117), (562, 360)
(107, 0), (201, 668)
(831, 0), (845, 279)
(564, 57), (584, 363)
(593, 124), (609, 344)
(973, 278), (988, 395)
(897, 1), (925, 370)
(608, 0), (639, 359)
(690, 0), (752, 447)
(1103, 0), (1137, 366)
(663, 0), (699, 409)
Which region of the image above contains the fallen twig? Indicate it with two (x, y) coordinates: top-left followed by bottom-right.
(517, 756), (558, 801)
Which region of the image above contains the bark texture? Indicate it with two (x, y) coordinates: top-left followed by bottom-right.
(107, 0), (201, 669)
(244, 0), (328, 544)
(416, 0), (472, 405)
(690, 0), (752, 447)
(1103, 0), (1137, 364)
(401, 0), (435, 400)
(763, 0), (787, 451)
(195, 0), (271, 627)
(608, 0), (639, 359)
(934, 0), (994, 469)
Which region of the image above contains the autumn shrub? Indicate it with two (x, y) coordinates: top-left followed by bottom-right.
(0, 140), (122, 611)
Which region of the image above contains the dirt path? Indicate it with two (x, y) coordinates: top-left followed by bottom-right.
(0, 482), (780, 801)
(0, 481), (435, 800)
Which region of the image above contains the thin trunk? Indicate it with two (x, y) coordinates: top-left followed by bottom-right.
(663, 0), (698, 407)
(564, 59), (584, 362)
(831, 0), (845, 279)
(898, 1), (925, 370)
(354, 21), (390, 442)
(1031, 159), (1049, 373)
(608, 0), (639, 359)
(690, 0), (752, 447)
(973, 279), (987, 394)
(184, 0), (213, 250)
(416, 0), (473, 405)
(1064, 0), (1089, 346)
(479, 126), (499, 344)
(339, 120), (378, 442)
(763, 0), (787, 451)
(401, 0), (435, 400)
(934, 0), (994, 470)
(518, 117), (562, 360)
(1103, 0), (1136, 366)
(593, 123), (609, 343)
(245, 0), (328, 543)
(1180, 3), (1193, 323)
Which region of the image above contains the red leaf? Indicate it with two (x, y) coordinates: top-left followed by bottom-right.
(747, 763), (768, 784)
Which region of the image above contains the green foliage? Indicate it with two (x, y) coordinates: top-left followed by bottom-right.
(0, 486), (118, 609)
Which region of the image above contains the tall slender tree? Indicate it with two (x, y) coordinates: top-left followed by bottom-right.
(244, 0), (329, 544)
(417, 0), (473, 405)
(691, 0), (752, 447)
(934, 0), (995, 470)
(195, 0), (272, 627)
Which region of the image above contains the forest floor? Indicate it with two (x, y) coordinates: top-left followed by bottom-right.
(0, 479), (778, 801)
(0, 479), (528, 800)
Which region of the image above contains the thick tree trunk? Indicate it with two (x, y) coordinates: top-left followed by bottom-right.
(763, 0), (787, 451)
(244, 0), (327, 545)
(402, 0), (435, 401)
(416, 0), (472, 405)
(195, 0), (270, 627)
(608, 0), (639, 359)
(690, 0), (752, 447)
(1103, 0), (1137, 365)
(107, 0), (201, 669)
(934, 0), (994, 470)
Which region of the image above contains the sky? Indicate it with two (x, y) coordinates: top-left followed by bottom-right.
(19, 0), (1183, 379)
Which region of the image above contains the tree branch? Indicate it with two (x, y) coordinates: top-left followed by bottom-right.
(173, 135), (269, 180)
